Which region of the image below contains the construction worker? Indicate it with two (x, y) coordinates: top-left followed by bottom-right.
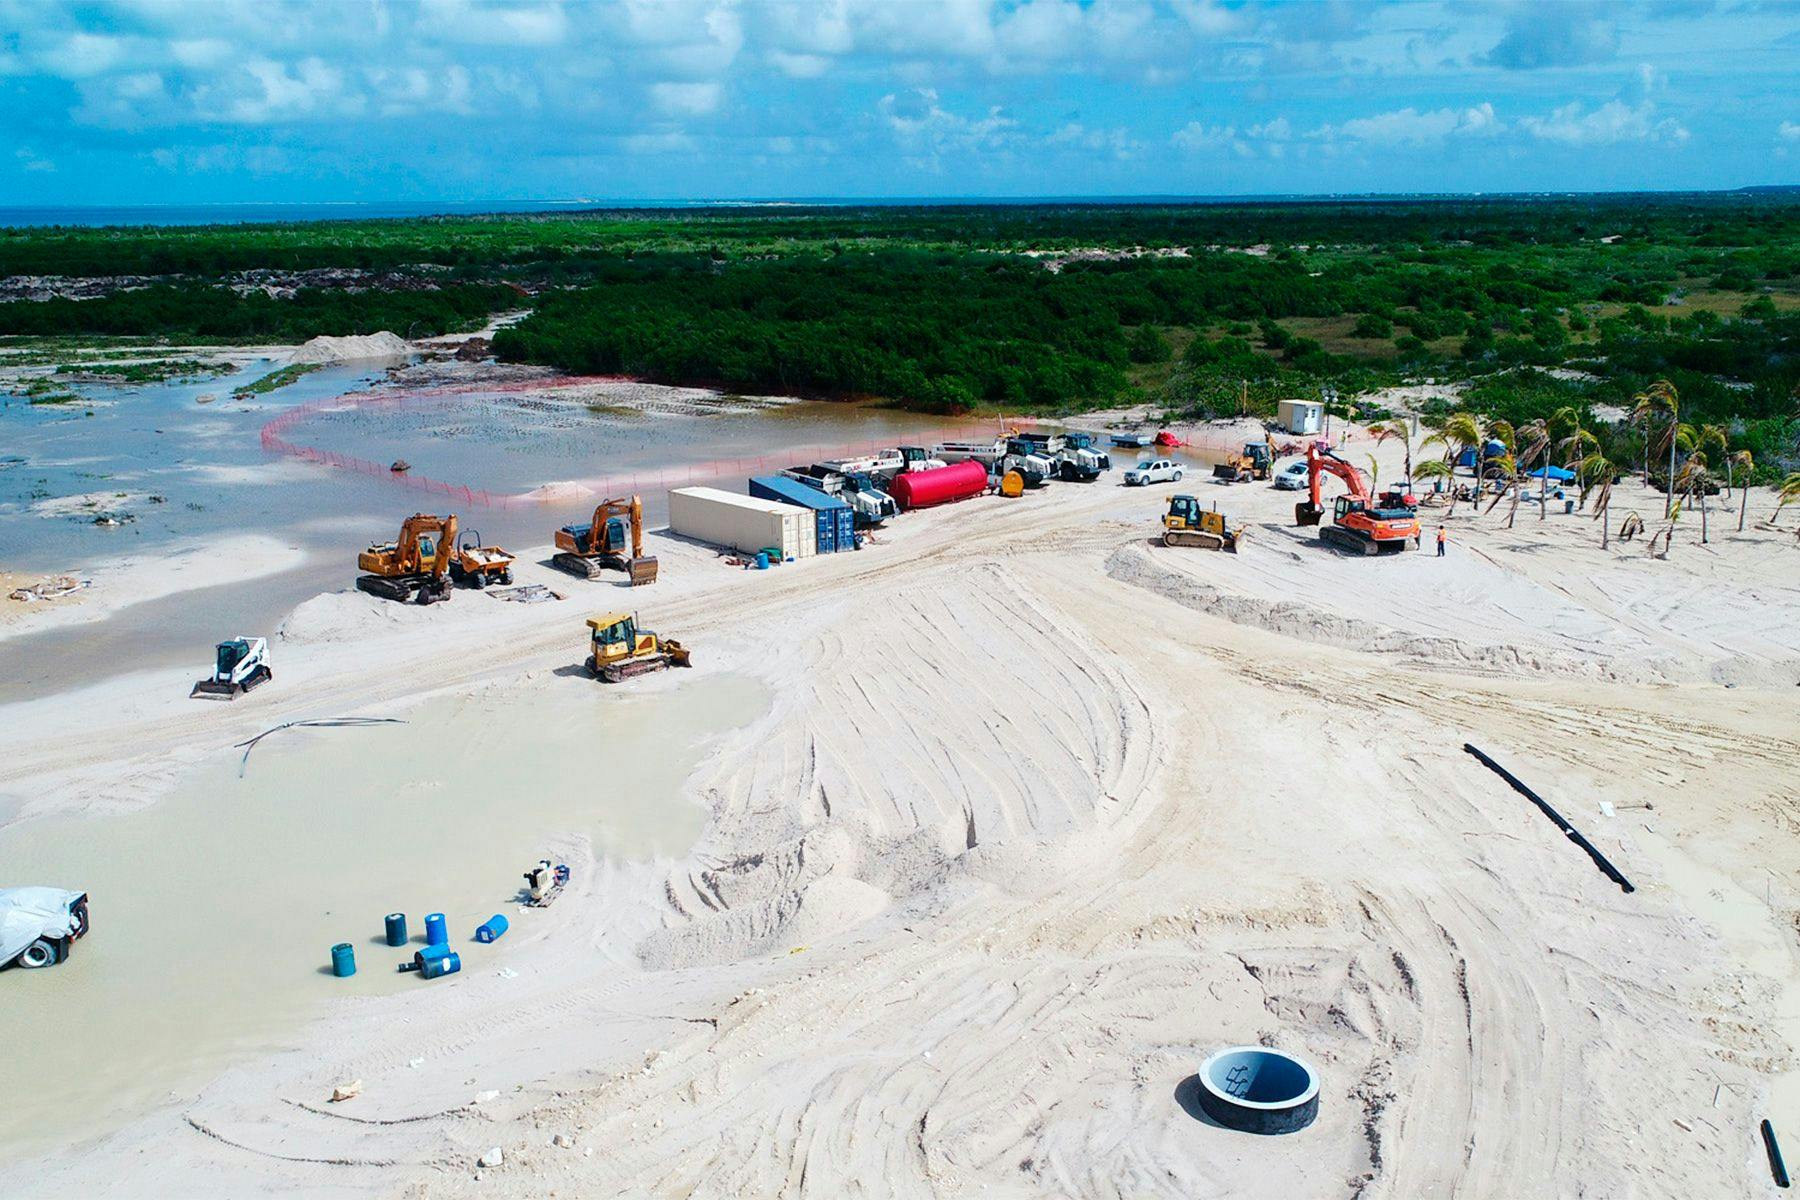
(1436, 525), (1448, 557)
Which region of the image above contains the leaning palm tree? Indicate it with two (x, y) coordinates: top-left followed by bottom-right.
(1773, 472), (1800, 526)
(1700, 424), (1729, 489)
(1414, 458), (1456, 510)
(1481, 453), (1520, 522)
(1372, 418), (1413, 484)
(1729, 449), (1754, 532)
(1630, 379), (1680, 516)
(1421, 411), (1482, 479)
(1677, 453), (1712, 543)
(1581, 454), (1620, 548)
(1513, 418), (1552, 520)
(1559, 427), (1601, 507)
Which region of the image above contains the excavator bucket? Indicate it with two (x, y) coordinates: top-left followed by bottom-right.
(628, 556), (660, 586)
(1295, 501), (1323, 527)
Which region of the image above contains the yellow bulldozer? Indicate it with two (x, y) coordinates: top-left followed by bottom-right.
(586, 611), (691, 682)
(1162, 495), (1244, 552)
(554, 495), (658, 585)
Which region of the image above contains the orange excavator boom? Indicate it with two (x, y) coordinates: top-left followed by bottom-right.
(1295, 442), (1419, 555)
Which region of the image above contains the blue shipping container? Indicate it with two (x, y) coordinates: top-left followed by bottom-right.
(748, 476), (852, 553)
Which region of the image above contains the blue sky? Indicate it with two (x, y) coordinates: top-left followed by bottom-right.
(2, 0), (1798, 204)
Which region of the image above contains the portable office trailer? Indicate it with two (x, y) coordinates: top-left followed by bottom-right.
(1277, 400), (1324, 436)
(747, 476), (855, 553)
(669, 486), (815, 560)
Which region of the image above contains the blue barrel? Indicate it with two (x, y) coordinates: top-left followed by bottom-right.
(384, 912), (408, 947)
(474, 913), (509, 944)
(754, 551), (769, 570)
(425, 912), (447, 947)
(331, 943), (356, 978)
(417, 948), (461, 980)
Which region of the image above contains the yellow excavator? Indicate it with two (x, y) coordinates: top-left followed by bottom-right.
(586, 612), (691, 682)
(358, 513), (458, 603)
(554, 495), (658, 585)
(1162, 495), (1244, 551)
(357, 513), (517, 602)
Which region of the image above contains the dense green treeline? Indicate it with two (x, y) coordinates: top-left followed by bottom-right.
(0, 282), (514, 341)
(4, 195), (1797, 276)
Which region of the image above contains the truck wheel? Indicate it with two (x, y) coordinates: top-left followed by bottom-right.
(15, 939), (60, 969)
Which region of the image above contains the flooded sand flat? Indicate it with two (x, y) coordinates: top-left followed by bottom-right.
(0, 670), (768, 1161)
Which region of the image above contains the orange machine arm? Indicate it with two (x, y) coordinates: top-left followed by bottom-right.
(399, 513), (457, 578)
(587, 496), (644, 559)
(1306, 442), (1371, 510)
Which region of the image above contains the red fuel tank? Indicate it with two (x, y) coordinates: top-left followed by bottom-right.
(890, 460), (989, 510)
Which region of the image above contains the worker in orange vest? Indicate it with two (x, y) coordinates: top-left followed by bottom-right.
(1436, 526), (1448, 557)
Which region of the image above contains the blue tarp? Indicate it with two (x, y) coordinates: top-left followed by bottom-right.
(1527, 465), (1576, 482)
(1455, 440), (1509, 468)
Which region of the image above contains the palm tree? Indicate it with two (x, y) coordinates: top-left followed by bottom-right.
(1414, 458), (1455, 498)
(1421, 412), (1482, 481)
(1513, 418), (1551, 520)
(1730, 450), (1754, 532)
(1676, 453), (1712, 543)
(1559, 427), (1601, 507)
(1481, 453), (1519, 522)
(1366, 454), (1381, 493)
(1630, 379), (1680, 517)
(1700, 425), (1729, 490)
(1773, 472), (1800, 525)
(1372, 418), (1413, 485)
(1581, 454), (1620, 548)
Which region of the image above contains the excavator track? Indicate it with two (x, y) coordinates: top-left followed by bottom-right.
(553, 552), (608, 580)
(357, 574), (415, 601)
(1320, 526), (1380, 555)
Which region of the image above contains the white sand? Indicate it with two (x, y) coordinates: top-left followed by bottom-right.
(0, 534), (302, 645)
(1, 435), (1796, 1196)
(289, 331), (412, 364)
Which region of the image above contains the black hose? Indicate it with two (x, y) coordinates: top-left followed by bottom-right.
(1462, 744), (1635, 894)
(234, 717), (406, 776)
(1766, 1119), (1791, 1189)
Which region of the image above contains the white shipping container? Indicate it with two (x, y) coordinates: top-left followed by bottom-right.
(668, 487), (815, 560)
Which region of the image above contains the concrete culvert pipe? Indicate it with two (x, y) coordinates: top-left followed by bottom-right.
(1195, 1046), (1319, 1134)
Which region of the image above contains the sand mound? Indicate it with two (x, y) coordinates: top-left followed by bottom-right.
(519, 480), (596, 504)
(277, 591), (409, 645)
(290, 331), (412, 364)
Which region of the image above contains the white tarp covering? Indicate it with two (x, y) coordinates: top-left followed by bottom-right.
(0, 887), (83, 963)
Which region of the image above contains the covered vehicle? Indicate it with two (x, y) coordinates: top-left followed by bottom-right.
(1, 887), (89, 969)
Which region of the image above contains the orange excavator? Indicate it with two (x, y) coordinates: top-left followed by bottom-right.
(1294, 442), (1420, 555)
(553, 495), (658, 585)
(358, 513), (458, 603)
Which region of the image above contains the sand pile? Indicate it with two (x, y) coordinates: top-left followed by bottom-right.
(290, 331), (412, 364)
(519, 480), (596, 504)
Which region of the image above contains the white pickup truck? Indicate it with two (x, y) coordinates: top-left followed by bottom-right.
(1123, 458), (1185, 486)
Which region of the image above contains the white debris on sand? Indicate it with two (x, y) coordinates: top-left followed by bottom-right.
(290, 331), (412, 365)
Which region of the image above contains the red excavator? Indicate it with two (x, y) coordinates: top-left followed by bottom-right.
(1294, 442), (1420, 555)
(553, 495), (658, 585)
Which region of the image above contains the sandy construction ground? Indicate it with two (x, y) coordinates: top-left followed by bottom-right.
(1, 440), (1797, 1198)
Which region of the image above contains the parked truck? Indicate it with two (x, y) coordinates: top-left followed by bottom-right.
(934, 438), (1053, 488)
(780, 466), (899, 528)
(1017, 431), (1112, 481)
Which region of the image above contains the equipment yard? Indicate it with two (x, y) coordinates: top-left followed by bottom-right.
(2, 419), (1797, 1198)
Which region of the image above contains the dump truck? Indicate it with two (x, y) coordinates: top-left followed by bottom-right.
(1017, 431), (1112, 481)
(586, 611), (691, 682)
(780, 467), (898, 527)
(1162, 495), (1244, 551)
(447, 530), (516, 588)
(554, 495), (658, 584)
